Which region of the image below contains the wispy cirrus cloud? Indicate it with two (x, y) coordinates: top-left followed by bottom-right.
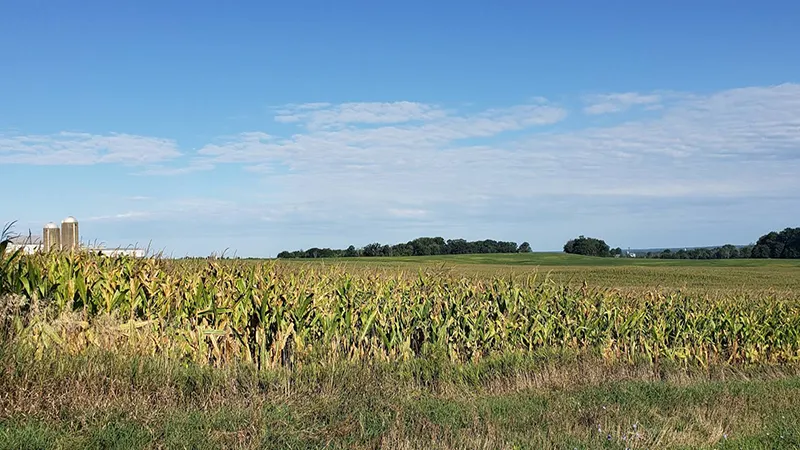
(275, 101), (449, 129)
(199, 101), (567, 169)
(583, 92), (663, 114)
(135, 161), (215, 176)
(388, 208), (428, 219)
(190, 84), (800, 204)
(0, 132), (182, 165)
(99, 84), (783, 254)
(83, 211), (154, 222)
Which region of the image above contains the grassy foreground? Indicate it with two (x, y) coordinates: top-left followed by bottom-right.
(2, 347), (800, 449)
(1, 249), (800, 448)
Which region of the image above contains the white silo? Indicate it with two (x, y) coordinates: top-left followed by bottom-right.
(61, 216), (79, 251)
(43, 222), (60, 251)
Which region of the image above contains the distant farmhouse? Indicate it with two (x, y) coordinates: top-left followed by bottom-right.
(6, 235), (43, 255)
(7, 216), (145, 258)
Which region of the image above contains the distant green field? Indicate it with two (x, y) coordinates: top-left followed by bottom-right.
(278, 252), (800, 296)
(280, 252), (800, 267)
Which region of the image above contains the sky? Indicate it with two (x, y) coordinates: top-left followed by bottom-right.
(2, 1), (800, 257)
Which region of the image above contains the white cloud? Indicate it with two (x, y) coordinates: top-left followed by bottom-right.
(583, 92), (663, 115)
(0, 132), (182, 165)
(83, 211), (153, 222)
(77, 197), (278, 229)
(184, 83), (800, 221)
(275, 101), (449, 129)
(199, 102), (567, 174)
(196, 131), (278, 163)
(388, 208), (428, 219)
(136, 161), (215, 176)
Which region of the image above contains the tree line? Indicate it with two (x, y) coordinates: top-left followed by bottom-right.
(646, 244), (754, 259)
(277, 237), (532, 259)
(646, 227), (800, 259)
(563, 227), (800, 259)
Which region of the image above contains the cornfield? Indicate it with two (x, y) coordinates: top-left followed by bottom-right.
(1, 247), (799, 370)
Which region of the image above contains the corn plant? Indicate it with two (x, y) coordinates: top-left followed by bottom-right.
(2, 250), (799, 370)
(1, 221), (24, 296)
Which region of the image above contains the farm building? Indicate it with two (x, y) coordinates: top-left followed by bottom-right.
(6, 216), (146, 258)
(6, 235), (43, 255)
(85, 247), (147, 258)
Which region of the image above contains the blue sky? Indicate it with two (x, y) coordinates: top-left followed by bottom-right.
(2, 1), (799, 257)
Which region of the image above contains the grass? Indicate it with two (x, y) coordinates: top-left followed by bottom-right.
(2, 346), (800, 449)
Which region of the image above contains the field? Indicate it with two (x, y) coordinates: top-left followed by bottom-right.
(280, 253), (800, 297)
(1, 250), (800, 449)
(296, 252), (800, 267)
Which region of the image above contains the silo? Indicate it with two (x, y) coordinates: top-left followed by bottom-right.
(43, 222), (60, 251)
(61, 216), (79, 251)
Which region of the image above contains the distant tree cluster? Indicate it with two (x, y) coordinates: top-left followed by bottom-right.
(563, 236), (622, 257)
(645, 228), (800, 259)
(751, 227), (800, 258)
(645, 244), (754, 260)
(277, 237), (532, 259)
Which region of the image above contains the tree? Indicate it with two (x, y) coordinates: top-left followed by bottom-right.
(391, 243), (414, 256)
(752, 228), (800, 259)
(517, 242), (532, 253)
(715, 244), (739, 259)
(344, 245), (358, 257)
(446, 239), (469, 255)
(362, 243), (382, 257)
(751, 244), (771, 258)
(563, 235), (611, 257)
(410, 237), (446, 256)
(318, 248), (336, 258)
(498, 241), (519, 253)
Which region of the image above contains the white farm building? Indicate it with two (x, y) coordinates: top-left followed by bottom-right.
(6, 216), (146, 258)
(6, 235), (43, 255)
